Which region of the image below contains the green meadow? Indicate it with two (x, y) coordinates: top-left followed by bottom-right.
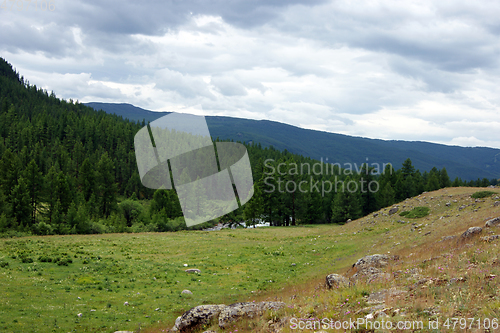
(0, 225), (368, 332)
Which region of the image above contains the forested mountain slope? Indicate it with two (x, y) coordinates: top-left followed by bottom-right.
(86, 102), (500, 181)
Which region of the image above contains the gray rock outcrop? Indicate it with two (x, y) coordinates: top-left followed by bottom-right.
(461, 227), (482, 239)
(171, 304), (226, 332)
(485, 217), (500, 228)
(326, 273), (350, 289)
(218, 301), (285, 328)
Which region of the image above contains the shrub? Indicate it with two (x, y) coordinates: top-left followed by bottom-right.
(399, 206), (430, 218)
(21, 256), (33, 263)
(57, 257), (73, 266)
(471, 191), (496, 199)
(0, 261), (8, 268)
(38, 255), (53, 263)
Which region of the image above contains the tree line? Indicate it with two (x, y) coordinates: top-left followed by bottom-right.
(0, 57), (496, 236)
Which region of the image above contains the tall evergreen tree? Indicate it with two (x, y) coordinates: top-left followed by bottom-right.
(96, 152), (117, 217)
(24, 159), (43, 225)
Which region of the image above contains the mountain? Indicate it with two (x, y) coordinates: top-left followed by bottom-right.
(85, 102), (500, 181)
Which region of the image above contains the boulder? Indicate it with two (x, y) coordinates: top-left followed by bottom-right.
(461, 227), (482, 239)
(494, 201), (500, 207)
(218, 301), (285, 328)
(485, 217), (500, 228)
(171, 304), (226, 332)
(185, 269), (201, 274)
(481, 235), (500, 242)
(352, 266), (391, 283)
(326, 273), (350, 289)
(353, 254), (390, 269)
(181, 289), (193, 295)
(439, 235), (457, 242)
(351, 254), (396, 283)
(388, 207), (398, 215)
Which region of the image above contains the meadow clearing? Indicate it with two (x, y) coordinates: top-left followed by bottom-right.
(0, 223), (373, 332)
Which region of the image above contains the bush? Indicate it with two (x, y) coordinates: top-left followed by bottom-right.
(38, 255), (53, 262)
(57, 258), (72, 266)
(471, 191), (496, 199)
(56, 257), (73, 266)
(399, 206), (430, 218)
(0, 261), (8, 268)
(21, 256), (33, 263)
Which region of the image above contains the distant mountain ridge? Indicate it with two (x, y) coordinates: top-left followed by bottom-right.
(85, 102), (500, 181)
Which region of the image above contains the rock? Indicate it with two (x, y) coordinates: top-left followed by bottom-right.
(352, 266), (391, 283)
(446, 202), (451, 207)
(114, 331), (134, 333)
(449, 277), (467, 284)
(171, 304), (226, 332)
(495, 201), (500, 207)
(351, 254), (396, 283)
(171, 316), (182, 331)
(366, 288), (407, 304)
(355, 304), (384, 315)
(353, 254), (391, 269)
(461, 227), (482, 239)
(218, 302), (285, 328)
(123, 301), (129, 306)
(485, 217), (500, 228)
(185, 269), (201, 274)
(481, 235), (500, 242)
(459, 205), (467, 211)
(388, 207), (398, 215)
(202, 331), (217, 333)
(77, 313), (82, 317)
(439, 235), (457, 242)
(326, 273), (350, 289)
(181, 289), (193, 295)
(373, 213), (379, 217)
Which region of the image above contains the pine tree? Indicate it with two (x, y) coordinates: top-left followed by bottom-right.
(24, 159), (43, 225)
(96, 152), (117, 217)
(331, 177), (362, 223)
(243, 183), (263, 227)
(10, 176), (31, 228)
(439, 167), (451, 188)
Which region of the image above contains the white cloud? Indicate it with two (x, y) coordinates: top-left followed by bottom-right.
(1, 0), (500, 148)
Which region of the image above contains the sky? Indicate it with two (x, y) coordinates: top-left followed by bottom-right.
(1, 0), (500, 149)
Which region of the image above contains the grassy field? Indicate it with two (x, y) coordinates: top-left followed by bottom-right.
(0, 224), (375, 332)
(1, 187), (499, 332)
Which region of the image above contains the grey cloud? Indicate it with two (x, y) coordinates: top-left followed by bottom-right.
(0, 21), (77, 57)
(154, 68), (215, 99)
(60, 0), (327, 36)
(211, 76), (247, 96)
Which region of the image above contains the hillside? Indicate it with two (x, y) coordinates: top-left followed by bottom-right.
(85, 102), (500, 181)
(157, 186), (500, 333)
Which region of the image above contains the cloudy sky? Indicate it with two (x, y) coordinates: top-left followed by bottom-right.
(1, 0), (500, 148)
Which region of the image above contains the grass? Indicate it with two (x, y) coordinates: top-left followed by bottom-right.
(399, 206), (430, 218)
(0, 225), (375, 332)
(1, 186), (499, 332)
